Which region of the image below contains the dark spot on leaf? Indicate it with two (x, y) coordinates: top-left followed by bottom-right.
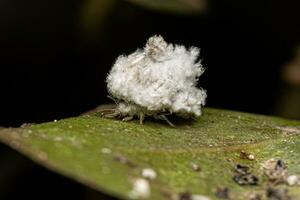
(215, 187), (230, 199)
(233, 164), (259, 185)
(266, 187), (291, 200)
(275, 160), (286, 171)
(179, 191), (192, 200)
(262, 159), (288, 185)
(233, 173), (258, 185)
(235, 164), (250, 175)
(114, 153), (136, 168)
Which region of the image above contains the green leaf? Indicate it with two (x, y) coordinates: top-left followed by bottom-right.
(124, 0), (207, 14)
(0, 107), (300, 199)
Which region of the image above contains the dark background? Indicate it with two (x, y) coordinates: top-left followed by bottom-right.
(0, 0), (300, 199)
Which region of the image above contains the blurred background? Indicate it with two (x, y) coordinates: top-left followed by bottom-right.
(0, 0), (300, 199)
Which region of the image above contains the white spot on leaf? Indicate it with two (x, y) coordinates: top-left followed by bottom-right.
(128, 178), (150, 199)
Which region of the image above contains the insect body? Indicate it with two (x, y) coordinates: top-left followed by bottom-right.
(106, 35), (206, 126)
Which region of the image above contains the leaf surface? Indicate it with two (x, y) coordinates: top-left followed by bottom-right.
(0, 108), (300, 199)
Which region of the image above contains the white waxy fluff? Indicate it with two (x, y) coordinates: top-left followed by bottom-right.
(106, 35), (206, 120)
(142, 168), (157, 180)
(128, 178), (150, 199)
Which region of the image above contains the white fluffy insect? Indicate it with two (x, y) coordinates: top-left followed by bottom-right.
(106, 35), (206, 126)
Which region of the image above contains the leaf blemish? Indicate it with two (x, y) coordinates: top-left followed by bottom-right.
(233, 164), (259, 186)
(276, 126), (300, 136)
(114, 153), (136, 168)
